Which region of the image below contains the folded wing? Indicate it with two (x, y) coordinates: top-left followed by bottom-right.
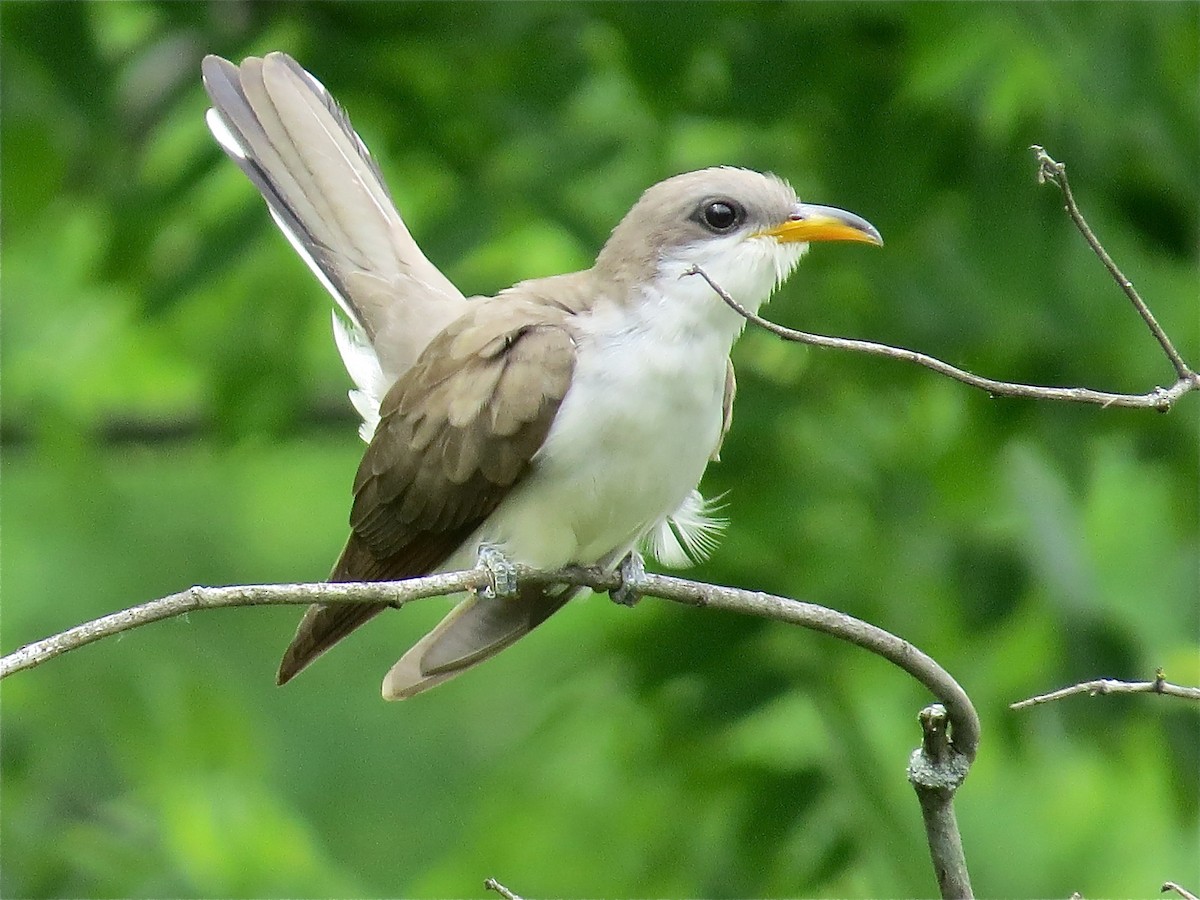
(276, 300), (578, 692)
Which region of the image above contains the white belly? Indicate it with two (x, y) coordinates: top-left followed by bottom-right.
(450, 295), (733, 571)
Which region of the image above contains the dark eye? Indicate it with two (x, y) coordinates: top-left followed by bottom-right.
(700, 200), (741, 232)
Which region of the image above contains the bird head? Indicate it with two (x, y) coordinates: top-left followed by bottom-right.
(596, 166), (881, 316)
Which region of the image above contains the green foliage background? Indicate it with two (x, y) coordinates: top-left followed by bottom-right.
(2, 3), (1197, 897)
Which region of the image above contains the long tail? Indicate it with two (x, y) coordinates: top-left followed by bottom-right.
(276, 532), (458, 687)
(201, 52), (468, 427)
(381, 584), (581, 699)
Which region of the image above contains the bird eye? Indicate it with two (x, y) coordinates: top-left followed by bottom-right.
(700, 200), (741, 232)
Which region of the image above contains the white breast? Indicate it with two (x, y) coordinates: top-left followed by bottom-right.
(456, 282), (738, 570)
(444, 232), (807, 572)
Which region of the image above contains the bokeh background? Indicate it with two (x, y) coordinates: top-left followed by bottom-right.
(2, 3), (1197, 897)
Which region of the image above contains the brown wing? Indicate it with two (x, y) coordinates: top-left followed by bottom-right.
(277, 301), (577, 684)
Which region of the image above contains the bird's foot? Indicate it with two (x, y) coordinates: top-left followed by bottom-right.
(609, 551), (646, 607)
(476, 544), (519, 600)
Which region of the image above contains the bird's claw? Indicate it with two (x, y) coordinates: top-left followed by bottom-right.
(476, 544), (518, 600)
(609, 551), (646, 607)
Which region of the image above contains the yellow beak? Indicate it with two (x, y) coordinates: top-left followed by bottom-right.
(758, 202), (883, 246)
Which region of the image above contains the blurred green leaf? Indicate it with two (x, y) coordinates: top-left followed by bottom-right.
(2, 3), (1197, 898)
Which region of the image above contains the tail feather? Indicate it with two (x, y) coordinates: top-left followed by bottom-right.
(276, 602), (388, 686)
(382, 584), (580, 700)
(276, 531), (466, 685)
(201, 52), (468, 404)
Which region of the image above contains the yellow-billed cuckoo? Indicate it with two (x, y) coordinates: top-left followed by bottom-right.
(201, 52), (881, 699)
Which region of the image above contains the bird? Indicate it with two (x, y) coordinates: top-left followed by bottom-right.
(201, 52), (881, 699)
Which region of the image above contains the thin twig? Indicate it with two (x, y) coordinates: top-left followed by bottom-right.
(1011, 671), (1200, 710)
(1163, 882), (1200, 900)
(1031, 145), (1195, 382)
(689, 265), (1195, 411)
(484, 877), (523, 900)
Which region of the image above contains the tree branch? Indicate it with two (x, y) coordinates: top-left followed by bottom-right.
(1011, 671), (1200, 710)
(664, 583), (979, 761)
(0, 567), (981, 763)
(0, 571), (492, 679)
(685, 147), (1198, 412)
(2, 566), (980, 899)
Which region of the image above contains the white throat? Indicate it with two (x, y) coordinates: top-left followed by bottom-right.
(655, 233), (809, 317)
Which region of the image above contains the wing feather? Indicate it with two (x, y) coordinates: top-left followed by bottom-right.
(276, 301), (577, 684)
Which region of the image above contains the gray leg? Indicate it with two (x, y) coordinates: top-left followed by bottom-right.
(476, 544), (519, 600)
(609, 551), (646, 607)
